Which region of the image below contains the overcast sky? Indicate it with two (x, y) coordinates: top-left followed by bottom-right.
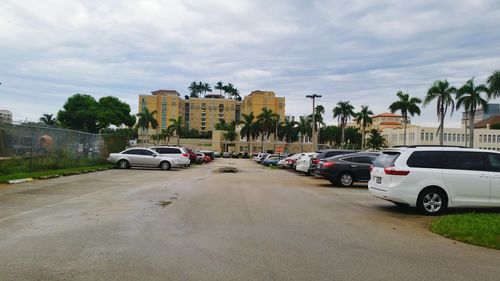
(1, 0), (499, 127)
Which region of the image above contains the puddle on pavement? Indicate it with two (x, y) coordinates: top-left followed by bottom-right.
(214, 167), (239, 173)
(156, 201), (172, 208)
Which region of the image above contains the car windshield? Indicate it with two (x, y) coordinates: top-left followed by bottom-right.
(373, 152), (400, 167)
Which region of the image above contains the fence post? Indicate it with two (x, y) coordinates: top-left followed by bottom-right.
(29, 131), (35, 173)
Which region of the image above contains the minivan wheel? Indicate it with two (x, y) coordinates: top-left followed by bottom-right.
(118, 160), (129, 169)
(417, 188), (447, 215)
(160, 161), (171, 171)
(338, 172), (353, 187)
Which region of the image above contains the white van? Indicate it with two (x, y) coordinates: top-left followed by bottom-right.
(369, 146), (500, 215)
(150, 146), (191, 166)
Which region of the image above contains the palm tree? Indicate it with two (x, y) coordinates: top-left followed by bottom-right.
(257, 107), (276, 140)
(389, 91), (422, 146)
(424, 80), (457, 145)
(333, 101), (355, 147)
(366, 129), (386, 150)
(456, 78), (489, 148)
(355, 105), (373, 149)
(39, 113), (57, 126)
(168, 116), (183, 147)
(160, 127), (175, 145)
(215, 81), (224, 96)
(297, 116), (311, 152)
(240, 112), (256, 152)
(487, 71), (500, 99)
(202, 82), (212, 96)
(188, 81), (200, 98)
(136, 108), (158, 143)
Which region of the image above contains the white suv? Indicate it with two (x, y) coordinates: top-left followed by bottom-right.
(150, 146), (191, 166)
(368, 146), (500, 215)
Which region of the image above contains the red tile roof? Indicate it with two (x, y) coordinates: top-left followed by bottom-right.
(474, 116), (500, 128)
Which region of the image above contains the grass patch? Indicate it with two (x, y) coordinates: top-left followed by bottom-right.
(430, 213), (500, 250)
(0, 164), (113, 183)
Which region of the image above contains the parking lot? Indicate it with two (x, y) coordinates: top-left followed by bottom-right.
(0, 158), (499, 281)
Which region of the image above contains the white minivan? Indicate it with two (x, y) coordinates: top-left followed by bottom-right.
(368, 146), (500, 215)
(150, 146), (191, 166)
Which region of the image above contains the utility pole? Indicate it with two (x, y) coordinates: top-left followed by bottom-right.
(306, 94), (321, 151)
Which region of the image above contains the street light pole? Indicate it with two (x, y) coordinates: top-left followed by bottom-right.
(306, 94), (321, 151)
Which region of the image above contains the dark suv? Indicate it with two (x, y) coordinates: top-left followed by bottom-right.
(309, 149), (355, 175)
(316, 152), (379, 187)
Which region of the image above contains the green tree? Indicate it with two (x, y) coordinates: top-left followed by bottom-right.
(424, 80), (457, 145)
(160, 127), (175, 145)
(168, 116), (183, 147)
(240, 112), (256, 152)
(215, 81), (224, 96)
(344, 127), (362, 149)
(188, 81), (201, 98)
(297, 116), (311, 151)
(456, 78), (489, 148)
(366, 129), (386, 150)
(487, 70), (500, 99)
(355, 105), (373, 149)
(98, 96), (136, 128)
(39, 113), (57, 126)
(136, 108), (158, 143)
(389, 91), (422, 146)
(257, 107), (278, 152)
(333, 101), (355, 147)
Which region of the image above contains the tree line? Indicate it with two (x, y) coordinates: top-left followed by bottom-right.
(188, 81), (241, 100)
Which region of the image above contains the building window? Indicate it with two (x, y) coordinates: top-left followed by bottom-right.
(452, 134), (456, 142)
(430, 133), (433, 142)
(425, 133), (429, 141)
(421, 131), (424, 141)
(444, 133), (447, 142)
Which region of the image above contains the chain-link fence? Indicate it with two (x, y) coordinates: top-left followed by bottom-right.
(0, 122), (127, 175)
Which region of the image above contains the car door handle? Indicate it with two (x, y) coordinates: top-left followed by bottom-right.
(479, 174), (490, 178)
(351, 165), (358, 168)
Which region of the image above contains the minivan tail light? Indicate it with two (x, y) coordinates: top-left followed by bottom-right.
(182, 153), (189, 157)
(384, 166), (410, 176)
(369, 165), (373, 172)
(311, 159), (319, 165)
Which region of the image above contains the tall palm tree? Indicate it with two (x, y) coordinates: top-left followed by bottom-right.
(202, 82), (212, 96)
(188, 81), (200, 98)
(333, 101), (355, 147)
(39, 113), (57, 126)
(160, 127), (175, 145)
(366, 129), (386, 150)
(355, 105), (373, 149)
(297, 116), (311, 152)
(487, 70), (500, 99)
(389, 91), (422, 146)
(257, 107), (276, 140)
(424, 80), (457, 145)
(240, 112), (256, 152)
(215, 81), (224, 96)
(168, 116), (183, 147)
(456, 78), (489, 148)
(136, 108), (158, 143)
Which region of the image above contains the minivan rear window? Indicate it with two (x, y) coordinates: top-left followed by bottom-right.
(373, 152), (400, 167)
(407, 151), (443, 168)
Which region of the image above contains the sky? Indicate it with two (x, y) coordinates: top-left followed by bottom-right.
(1, 0), (500, 127)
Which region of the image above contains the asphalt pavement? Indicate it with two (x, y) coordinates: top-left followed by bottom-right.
(0, 159), (498, 281)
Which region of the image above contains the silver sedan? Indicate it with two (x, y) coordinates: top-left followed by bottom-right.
(107, 148), (179, 170)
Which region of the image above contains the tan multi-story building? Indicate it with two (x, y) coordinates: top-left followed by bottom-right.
(138, 89), (285, 135)
(243, 90), (286, 121)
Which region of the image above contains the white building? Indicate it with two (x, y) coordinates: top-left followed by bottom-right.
(0, 110), (12, 124)
(383, 125), (500, 151)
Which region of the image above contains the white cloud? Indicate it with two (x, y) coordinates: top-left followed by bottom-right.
(1, 0), (499, 127)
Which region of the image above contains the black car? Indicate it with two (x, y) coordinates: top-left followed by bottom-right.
(315, 152), (379, 187)
(309, 149), (355, 174)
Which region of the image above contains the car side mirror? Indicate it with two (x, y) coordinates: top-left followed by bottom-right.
(152, 154), (157, 157)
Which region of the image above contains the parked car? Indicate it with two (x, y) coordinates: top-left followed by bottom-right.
(316, 152), (379, 187)
(200, 150), (215, 160)
(242, 152), (250, 159)
(214, 151), (221, 158)
(150, 146), (191, 167)
(369, 146), (500, 215)
(259, 154), (275, 164)
(282, 153), (302, 168)
(195, 152), (206, 164)
(310, 149), (355, 174)
(231, 152), (240, 158)
(222, 152), (231, 158)
(185, 147), (198, 164)
(295, 153), (317, 174)
(107, 148), (179, 170)
(254, 153), (269, 163)
(262, 155), (285, 166)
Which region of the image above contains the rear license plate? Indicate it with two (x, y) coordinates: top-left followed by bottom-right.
(375, 177), (382, 184)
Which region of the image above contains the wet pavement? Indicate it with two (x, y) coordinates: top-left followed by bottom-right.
(0, 159), (498, 281)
